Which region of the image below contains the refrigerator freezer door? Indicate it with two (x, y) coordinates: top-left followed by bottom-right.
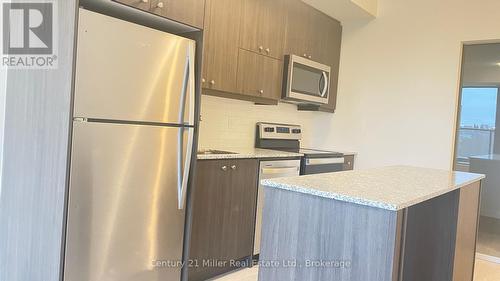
(74, 9), (196, 126)
(65, 122), (194, 281)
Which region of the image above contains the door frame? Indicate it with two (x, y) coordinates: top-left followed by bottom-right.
(451, 39), (500, 171)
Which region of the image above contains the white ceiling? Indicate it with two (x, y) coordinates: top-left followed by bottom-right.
(302, 0), (377, 22)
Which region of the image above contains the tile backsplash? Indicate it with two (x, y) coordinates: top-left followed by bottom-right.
(198, 95), (333, 150)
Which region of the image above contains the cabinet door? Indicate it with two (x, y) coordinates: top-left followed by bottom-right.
(189, 160), (232, 281)
(237, 49), (283, 101)
(283, 0), (311, 58)
(226, 159), (259, 260)
(314, 13), (342, 64)
(150, 0), (205, 28)
(239, 0), (286, 60)
(189, 159), (259, 281)
(112, 0), (150, 11)
(201, 0), (241, 93)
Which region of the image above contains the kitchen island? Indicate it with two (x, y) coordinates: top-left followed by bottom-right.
(258, 166), (484, 281)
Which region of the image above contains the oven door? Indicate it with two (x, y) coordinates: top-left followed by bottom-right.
(284, 55), (331, 104)
(302, 157), (344, 175)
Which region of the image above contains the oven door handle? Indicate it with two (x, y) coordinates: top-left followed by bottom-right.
(306, 158), (344, 165)
(261, 166), (300, 175)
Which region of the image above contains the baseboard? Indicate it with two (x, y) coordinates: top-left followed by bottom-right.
(476, 253), (500, 264)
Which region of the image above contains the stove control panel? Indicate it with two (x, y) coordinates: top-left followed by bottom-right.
(257, 122), (302, 140)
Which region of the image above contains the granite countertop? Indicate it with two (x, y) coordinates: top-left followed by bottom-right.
(197, 148), (303, 160)
(261, 165), (485, 211)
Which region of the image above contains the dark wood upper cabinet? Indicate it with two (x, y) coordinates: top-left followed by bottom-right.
(287, 2), (342, 112)
(189, 159), (259, 281)
(283, 0), (312, 59)
(201, 0), (241, 94)
(149, 0), (205, 28)
(200, 0), (342, 112)
(113, 0), (205, 28)
(284, 1), (342, 63)
(237, 49), (282, 102)
(113, 0), (151, 10)
(239, 0), (287, 60)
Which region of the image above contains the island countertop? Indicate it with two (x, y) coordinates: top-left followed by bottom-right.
(261, 165), (484, 211)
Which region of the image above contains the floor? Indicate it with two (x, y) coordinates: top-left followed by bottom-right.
(477, 216), (500, 257)
(474, 259), (500, 281)
(211, 258), (500, 281)
(211, 267), (258, 281)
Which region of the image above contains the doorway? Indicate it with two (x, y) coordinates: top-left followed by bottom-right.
(454, 44), (500, 275)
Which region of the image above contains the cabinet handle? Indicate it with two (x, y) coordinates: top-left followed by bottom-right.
(258, 46), (264, 52)
(221, 165), (228, 171)
(259, 89), (264, 95)
(231, 165), (237, 170)
(141, 0), (148, 3)
(156, 2), (164, 8)
(347, 161), (351, 165)
(210, 80), (215, 85)
(308, 55), (312, 59)
(265, 48), (270, 53)
(202, 78), (206, 83)
(303, 53), (307, 57)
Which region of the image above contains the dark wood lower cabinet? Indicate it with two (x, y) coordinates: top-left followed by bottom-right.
(188, 159), (259, 281)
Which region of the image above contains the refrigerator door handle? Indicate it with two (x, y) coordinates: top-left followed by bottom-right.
(187, 42), (196, 126)
(178, 42), (196, 126)
(177, 127), (194, 209)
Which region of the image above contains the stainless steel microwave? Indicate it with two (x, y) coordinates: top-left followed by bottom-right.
(282, 55), (331, 105)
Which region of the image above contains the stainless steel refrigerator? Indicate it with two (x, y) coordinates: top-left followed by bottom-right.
(64, 9), (196, 281)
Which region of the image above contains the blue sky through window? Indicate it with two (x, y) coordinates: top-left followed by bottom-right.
(460, 87), (498, 128)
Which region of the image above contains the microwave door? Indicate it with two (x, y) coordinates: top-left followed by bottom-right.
(287, 55), (331, 104)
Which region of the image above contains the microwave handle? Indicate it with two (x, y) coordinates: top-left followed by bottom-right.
(320, 71), (328, 98)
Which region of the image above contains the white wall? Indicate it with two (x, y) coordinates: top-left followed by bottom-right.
(199, 0), (500, 170)
(330, 0), (500, 169)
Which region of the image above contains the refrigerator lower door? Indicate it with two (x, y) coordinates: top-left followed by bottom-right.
(65, 122), (194, 281)
(74, 9), (196, 126)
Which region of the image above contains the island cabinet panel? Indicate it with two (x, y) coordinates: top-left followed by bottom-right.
(400, 190), (460, 281)
(453, 181), (481, 281)
(237, 49), (283, 102)
(201, 0), (241, 94)
(150, 0), (205, 28)
(189, 159), (259, 281)
(239, 0), (287, 60)
(259, 188), (401, 281)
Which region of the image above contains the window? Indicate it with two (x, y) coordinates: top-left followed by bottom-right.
(456, 87), (498, 163)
